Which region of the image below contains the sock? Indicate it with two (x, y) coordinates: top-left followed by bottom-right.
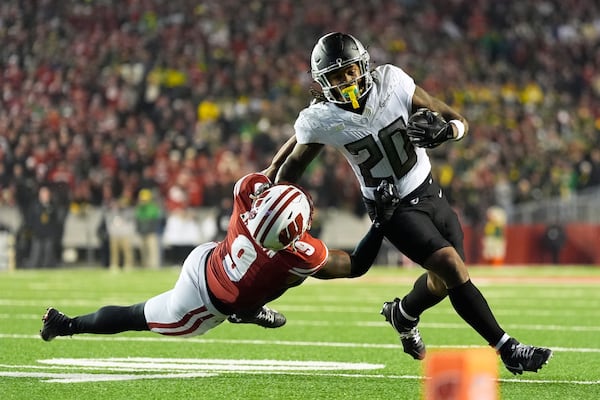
(401, 273), (446, 318)
(72, 302), (148, 334)
(447, 280), (505, 346)
(495, 333), (512, 352)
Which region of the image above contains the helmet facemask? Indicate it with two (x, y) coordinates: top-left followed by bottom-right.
(311, 33), (373, 108)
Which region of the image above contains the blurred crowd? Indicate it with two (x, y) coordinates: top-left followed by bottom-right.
(1, 0), (600, 238)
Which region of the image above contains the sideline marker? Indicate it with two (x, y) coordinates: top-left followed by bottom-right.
(423, 348), (498, 400)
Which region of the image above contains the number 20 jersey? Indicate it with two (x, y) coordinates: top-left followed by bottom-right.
(205, 173), (328, 312)
(295, 64), (432, 202)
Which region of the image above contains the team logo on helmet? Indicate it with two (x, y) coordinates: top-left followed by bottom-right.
(245, 185), (313, 251)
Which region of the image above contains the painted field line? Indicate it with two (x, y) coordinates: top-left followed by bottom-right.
(5, 308), (600, 321)
(1, 333), (599, 354)
(2, 312), (600, 333)
(3, 297), (600, 310)
(0, 358), (385, 383)
(0, 367), (598, 386)
(0, 371), (218, 382)
(298, 320), (600, 333)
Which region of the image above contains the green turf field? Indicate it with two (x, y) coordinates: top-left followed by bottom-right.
(1, 266), (599, 399)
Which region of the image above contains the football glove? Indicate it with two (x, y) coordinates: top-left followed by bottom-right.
(250, 182), (272, 200)
(373, 180), (400, 228)
(407, 108), (453, 149)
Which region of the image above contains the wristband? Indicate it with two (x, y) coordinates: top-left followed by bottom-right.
(449, 120), (465, 140)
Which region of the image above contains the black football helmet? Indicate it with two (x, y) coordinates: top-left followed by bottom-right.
(310, 32), (373, 107)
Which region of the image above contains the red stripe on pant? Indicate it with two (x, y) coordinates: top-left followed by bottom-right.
(148, 305), (214, 335)
(157, 313), (215, 336)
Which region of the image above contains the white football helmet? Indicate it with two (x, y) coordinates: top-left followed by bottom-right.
(245, 184), (313, 251)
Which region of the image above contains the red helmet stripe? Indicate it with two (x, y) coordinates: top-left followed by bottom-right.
(252, 186), (295, 238)
(257, 188), (302, 246)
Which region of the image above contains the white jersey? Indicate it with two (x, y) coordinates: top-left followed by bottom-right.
(295, 64), (431, 200)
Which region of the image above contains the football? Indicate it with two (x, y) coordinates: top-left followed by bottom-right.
(406, 108), (450, 148)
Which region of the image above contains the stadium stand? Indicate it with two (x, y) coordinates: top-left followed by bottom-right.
(0, 0), (599, 266)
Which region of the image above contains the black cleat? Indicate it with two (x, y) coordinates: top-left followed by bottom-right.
(381, 298), (426, 360)
(40, 307), (72, 341)
(500, 338), (553, 375)
(227, 306), (286, 328)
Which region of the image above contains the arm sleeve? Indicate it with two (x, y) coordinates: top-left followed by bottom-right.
(349, 224), (385, 277)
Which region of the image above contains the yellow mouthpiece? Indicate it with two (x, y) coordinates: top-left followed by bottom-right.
(341, 85), (360, 109)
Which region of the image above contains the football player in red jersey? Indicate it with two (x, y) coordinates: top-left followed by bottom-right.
(270, 32), (552, 375)
(40, 170), (396, 340)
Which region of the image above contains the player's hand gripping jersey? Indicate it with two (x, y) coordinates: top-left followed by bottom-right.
(295, 65), (431, 201)
(205, 173), (328, 313)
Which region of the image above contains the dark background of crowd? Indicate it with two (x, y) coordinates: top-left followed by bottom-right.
(1, 0), (599, 236)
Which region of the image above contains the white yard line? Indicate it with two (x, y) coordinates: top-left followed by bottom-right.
(3, 311), (600, 332)
(2, 333), (600, 353)
(0, 336), (598, 385)
(0, 362), (597, 385)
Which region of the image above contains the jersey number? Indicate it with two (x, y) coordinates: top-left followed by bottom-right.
(344, 116), (416, 187)
(223, 235), (257, 282)
(223, 234), (317, 282)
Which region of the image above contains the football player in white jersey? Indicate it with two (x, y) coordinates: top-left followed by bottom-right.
(40, 170), (396, 341)
(271, 32), (551, 375)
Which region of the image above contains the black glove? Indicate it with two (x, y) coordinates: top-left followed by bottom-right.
(373, 181), (400, 228)
(250, 182), (272, 200)
(407, 108), (453, 149)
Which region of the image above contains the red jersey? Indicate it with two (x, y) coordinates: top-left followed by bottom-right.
(205, 173), (328, 312)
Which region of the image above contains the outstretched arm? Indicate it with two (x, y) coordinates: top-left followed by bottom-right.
(261, 136), (298, 181)
(312, 181), (400, 279)
(313, 223), (385, 279)
(274, 140), (324, 184)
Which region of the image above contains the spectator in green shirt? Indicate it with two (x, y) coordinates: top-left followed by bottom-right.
(135, 189), (163, 269)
